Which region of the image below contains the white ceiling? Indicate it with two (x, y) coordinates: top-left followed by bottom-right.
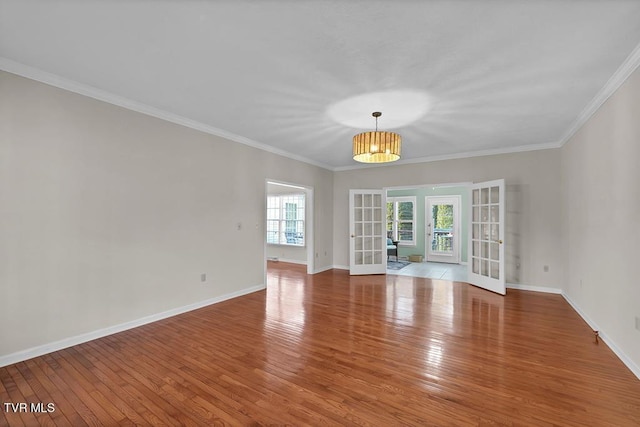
(2, 0), (640, 170)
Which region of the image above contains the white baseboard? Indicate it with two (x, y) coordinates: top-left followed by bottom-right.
(312, 265), (334, 274)
(333, 265), (349, 271)
(561, 293), (640, 380)
(278, 258), (307, 265)
(267, 257), (307, 265)
(506, 283), (562, 294)
(0, 284), (265, 368)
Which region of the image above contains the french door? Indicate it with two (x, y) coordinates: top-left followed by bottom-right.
(426, 196), (461, 264)
(349, 189), (387, 275)
(468, 179), (505, 295)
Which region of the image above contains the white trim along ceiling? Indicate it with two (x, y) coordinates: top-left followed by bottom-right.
(1, 1), (640, 171)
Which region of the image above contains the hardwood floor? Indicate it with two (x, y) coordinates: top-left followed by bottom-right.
(2, 262), (639, 426)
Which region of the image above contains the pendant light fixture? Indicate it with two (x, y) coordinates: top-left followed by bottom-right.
(352, 111), (401, 163)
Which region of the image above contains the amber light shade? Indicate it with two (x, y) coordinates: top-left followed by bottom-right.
(352, 130), (401, 163)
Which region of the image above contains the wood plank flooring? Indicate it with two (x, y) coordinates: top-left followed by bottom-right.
(2, 262), (639, 426)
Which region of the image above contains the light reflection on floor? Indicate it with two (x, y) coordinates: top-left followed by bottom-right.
(265, 261), (505, 387)
(388, 261), (468, 281)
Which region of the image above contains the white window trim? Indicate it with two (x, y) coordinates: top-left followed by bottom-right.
(266, 193), (306, 247)
(387, 196), (416, 246)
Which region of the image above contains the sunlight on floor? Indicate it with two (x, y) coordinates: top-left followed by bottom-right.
(387, 261), (468, 281)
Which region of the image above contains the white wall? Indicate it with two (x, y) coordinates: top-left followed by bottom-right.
(333, 150), (564, 288)
(561, 66), (640, 374)
(0, 71), (333, 359)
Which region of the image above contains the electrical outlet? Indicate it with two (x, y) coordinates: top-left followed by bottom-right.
(543, 265), (549, 272)
(635, 316), (640, 331)
(200, 273), (207, 282)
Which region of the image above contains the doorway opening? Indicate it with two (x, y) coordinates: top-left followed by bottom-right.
(265, 180), (314, 278)
(378, 179), (505, 295)
(384, 184), (469, 268)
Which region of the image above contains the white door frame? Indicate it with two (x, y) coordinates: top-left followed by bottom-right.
(425, 195), (461, 264)
(264, 180), (314, 277)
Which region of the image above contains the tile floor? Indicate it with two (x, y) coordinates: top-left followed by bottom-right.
(387, 260), (468, 281)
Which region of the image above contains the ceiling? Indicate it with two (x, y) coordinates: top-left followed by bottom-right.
(2, 1), (640, 170)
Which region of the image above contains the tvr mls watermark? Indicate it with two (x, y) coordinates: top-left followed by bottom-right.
(3, 402), (56, 413)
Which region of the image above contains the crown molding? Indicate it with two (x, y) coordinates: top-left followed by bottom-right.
(0, 57), (334, 171)
(4, 39), (640, 174)
(332, 141), (562, 172)
(558, 40), (640, 146)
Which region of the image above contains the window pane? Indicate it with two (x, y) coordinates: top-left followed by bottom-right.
(266, 220), (279, 244)
(266, 194), (305, 246)
(491, 261), (500, 279)
(490, 205), (499, 222)
(398, 222), (413, 241)
(490, 186), (499, 204)
(481, 188), (489, 204)
(397, 201), (414, 220)
(387, 197), (415, 243)
(433, 204), (453, 230)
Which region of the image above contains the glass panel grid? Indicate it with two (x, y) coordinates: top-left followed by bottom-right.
(470, 183), (502, 281)
(353, 191), (386, 268)
(471, 189), (498, 278)
(267, 194), (305, 246)
(387, 197), (416, 243)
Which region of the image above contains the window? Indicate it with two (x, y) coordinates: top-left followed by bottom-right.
(267, 194), (305, 246)
(387, 196), (416, 245)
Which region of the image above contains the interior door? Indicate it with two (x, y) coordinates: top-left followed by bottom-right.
(349, 189), (387, 275)
(426, 196), (461, 264)
(468, 179), (505, 295)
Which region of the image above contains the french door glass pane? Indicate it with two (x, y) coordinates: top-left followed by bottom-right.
(490, 243), (499, 260)
(490, 186), (499, 203)
(355, 252), (363, 265)
(490, 262), (500, 279)
(364, 237), (372, 250)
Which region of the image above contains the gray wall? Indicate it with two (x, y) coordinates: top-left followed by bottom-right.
(561, 65), (640, 374)
(3, 65), (638, 377)
(0, 71), (334, 358)
(333, 149), (564, 289)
